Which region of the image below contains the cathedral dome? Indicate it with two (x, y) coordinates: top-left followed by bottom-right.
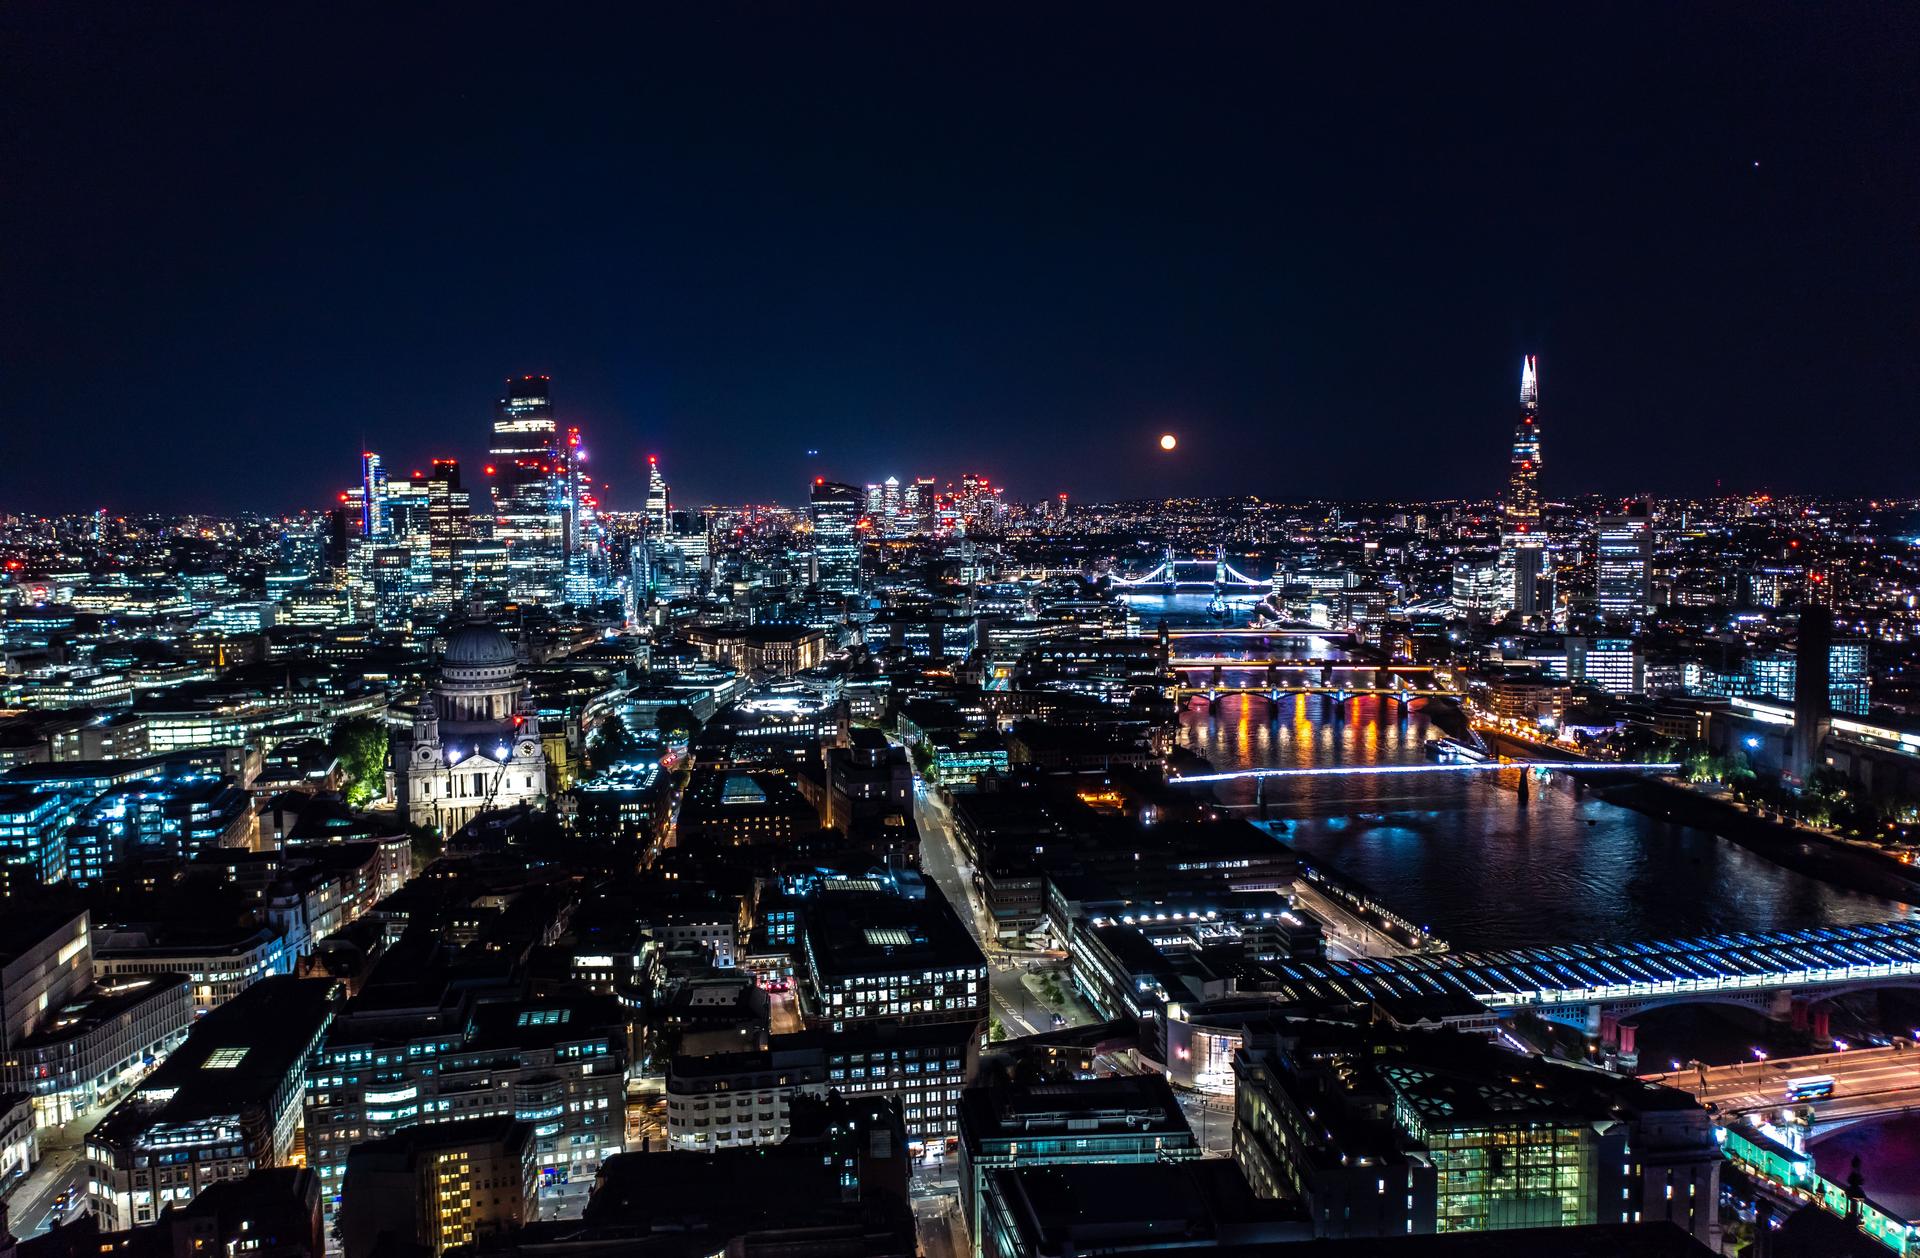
(442, 623), (516, 668)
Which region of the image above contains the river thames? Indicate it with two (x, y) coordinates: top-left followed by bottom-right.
(1131, 593), (1914, 949)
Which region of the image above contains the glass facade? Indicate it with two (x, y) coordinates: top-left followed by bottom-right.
(1416, 1120), (1599, 1233)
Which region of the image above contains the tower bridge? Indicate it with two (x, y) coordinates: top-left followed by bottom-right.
(1110, 544), (1272, 590)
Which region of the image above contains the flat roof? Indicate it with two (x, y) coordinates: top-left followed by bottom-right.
(800, 887), (983, 980)
(96, 977), (336, 1147)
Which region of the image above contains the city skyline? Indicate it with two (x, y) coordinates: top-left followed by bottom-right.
(6, 7), (1920, 513)
(11, 8), (1920, 1256)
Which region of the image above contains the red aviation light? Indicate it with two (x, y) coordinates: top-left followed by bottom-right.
(484, 464), (497, 475)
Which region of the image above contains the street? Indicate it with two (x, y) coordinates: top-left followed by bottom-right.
(1175, 1090), (1236, 1157)
(3, 1106), (114, 1238)
(913, 778), (1068, 1038)
(1291, 879), (1414, 960)
(1643, 1044), (1920, 1124)
(911, 1186), (967, 1258)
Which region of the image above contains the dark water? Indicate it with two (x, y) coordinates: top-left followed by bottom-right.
(1134, 592), (1920, 1211)
(1130, 594), (1914, 951)
(1179, 693), (1909, 949)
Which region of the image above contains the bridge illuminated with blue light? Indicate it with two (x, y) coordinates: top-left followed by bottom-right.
(1110, 545), (1271, 589)
(1258, 919), (1920, 1013)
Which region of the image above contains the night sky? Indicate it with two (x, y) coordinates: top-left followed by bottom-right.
(4, 4), (1917, 514)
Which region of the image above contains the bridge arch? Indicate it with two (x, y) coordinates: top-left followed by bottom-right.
(1790, 978), (1920, 1005)
(1605, 991), (1782, 1019)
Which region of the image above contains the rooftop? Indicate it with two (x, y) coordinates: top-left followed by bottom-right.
(94, 977), (336, 1148)
(800, 886), (983, 981)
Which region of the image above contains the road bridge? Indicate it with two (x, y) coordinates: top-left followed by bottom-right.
(1170, 685), (1459, 702)
(1168, 658), (1435, 670)
(1170, 760), (1680, 784)
(1644, 1045), (1920, 1129)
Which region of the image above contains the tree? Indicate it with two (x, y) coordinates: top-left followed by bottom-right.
(406, 821), (442, 874)
(654, 705), (699, 741)
(330, 716), (389, 808)
(591, 714), (645, 768)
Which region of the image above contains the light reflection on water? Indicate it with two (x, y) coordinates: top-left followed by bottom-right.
(1132, 596), (1911, 950)
(1181, 690), (1908, 950)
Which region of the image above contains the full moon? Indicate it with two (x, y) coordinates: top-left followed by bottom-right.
(1159, 433), (1178, 451)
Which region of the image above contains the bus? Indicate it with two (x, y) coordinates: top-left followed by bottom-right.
(1785, 1075), (1836, 1102)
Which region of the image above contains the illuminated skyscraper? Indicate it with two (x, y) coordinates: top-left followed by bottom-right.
(808, 478), (862, 596)
(488, 375), (565, 602)
(1507, 356), (1541, 532)
(360, 452), (388, 539)
(426, 459), (469, 612)
(1594, 503), (1653, 622)
(1503, 356), (1546, 617)
(645, 456), (670, 538)
(560, 425), (613, 604)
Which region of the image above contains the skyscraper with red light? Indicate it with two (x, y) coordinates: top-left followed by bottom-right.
(489, 375), (566, 602)
(1503, 356), (1547, 617)
(1507, 355), (1542, 533)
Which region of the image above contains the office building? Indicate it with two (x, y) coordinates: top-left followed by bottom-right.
(306, 981), (626, 1244)
(824, 728), (913, 831)
(39, 1168), (325, 1258)
(975, 1160), (1307, 1258)
(1451, 556), (1509, 618)
(795, 881), (986, 1033)
(489, 375), (565, 602)
(85, 977), (338, 1232)
(549, 1095), (912, 1255)
(683, 623), (829, 676)
(959, 1075), (1200, 1247)
(1595, 505), (1653, 620)
(1233, 1022), (1719, 1244)
(64, 774), (251, 884)
(1566, 637), (1644, 696)
(0, 791), (74, 894)
(808, 479), (862, 596)
(338, 1117), (536, 1258)
(425, 458), (470, 613)
(778, 872), (986, 1150)
(675, 768), (817, 849)
(1, 910), (93, 1052)
(0, 1090), (34, 1186)
(0, 968), (193, 1127)
(359, 453), (388, 540)
(664, 1033), (829, 1152)
(92, 924), (297, 1016)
